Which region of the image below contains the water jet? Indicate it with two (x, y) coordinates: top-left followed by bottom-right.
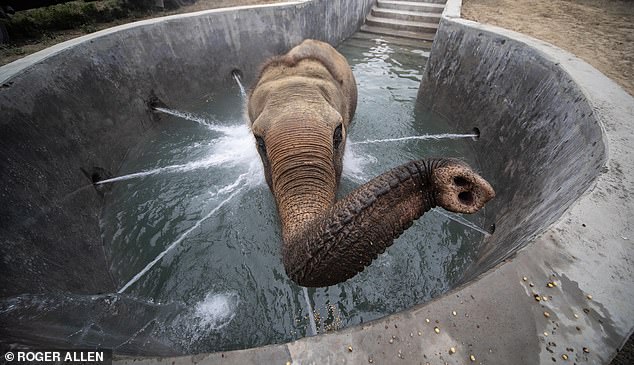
(471, 127), (480, 141)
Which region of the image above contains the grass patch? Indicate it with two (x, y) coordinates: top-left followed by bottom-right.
(1, 0), (156, 42)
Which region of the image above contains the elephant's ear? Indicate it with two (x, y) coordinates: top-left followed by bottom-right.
(249, 114), (270, 153)
(250, 115), (273, 190)
(247, 81), (273, 124)
(319, 105), (346, 186)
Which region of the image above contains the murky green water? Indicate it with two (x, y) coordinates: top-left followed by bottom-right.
(0, 36), (487, 355)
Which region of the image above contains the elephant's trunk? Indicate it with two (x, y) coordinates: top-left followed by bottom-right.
(280, 158), (495, 287)
(267, 121), (338, 238)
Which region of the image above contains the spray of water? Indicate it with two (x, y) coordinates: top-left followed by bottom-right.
(166, 291), (241, 353)
(302, 287), (317, 336)
(153, 107), (234, 133)
(342, 141), (377, 183)
(117, 169), (256, 294)
(191, 292), (240, 332)
(95, 162), (205, 185)
(350, 133), (478, 145)
(114, 319), (156, 350)
(105, 101), (265, 292)
(232, 72), (247, 99)
(432, 208), (492, 237)
(96, 124), (258, 186)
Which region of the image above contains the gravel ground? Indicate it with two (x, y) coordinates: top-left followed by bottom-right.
(462, 0), (634, 96)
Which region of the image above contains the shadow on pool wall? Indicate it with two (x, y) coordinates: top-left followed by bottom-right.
(0, 0), (375, 298)
(417, 18), (606, 284)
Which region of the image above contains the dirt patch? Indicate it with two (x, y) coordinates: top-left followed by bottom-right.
(462, 0), (634, 96)
(0, 0), (284, 66)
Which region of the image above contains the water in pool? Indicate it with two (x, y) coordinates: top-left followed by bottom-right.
(0, 36), (489, 355)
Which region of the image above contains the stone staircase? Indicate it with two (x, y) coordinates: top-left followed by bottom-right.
(359, 0), (447, 47)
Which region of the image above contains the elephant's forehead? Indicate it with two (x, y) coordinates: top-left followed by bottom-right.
(267, 113), (337, 132)
(259, 77), (339, 104)
(260, 58), (334, 83)
(253, 95), (343, 133)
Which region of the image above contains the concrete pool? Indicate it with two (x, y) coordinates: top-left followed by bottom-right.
(0, 0), (632, 363)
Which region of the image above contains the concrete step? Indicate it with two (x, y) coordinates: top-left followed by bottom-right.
(359, 24), (436, 42)
(376, 0), (445, 13)
(366, 14), (439, 33)
(371, 6), (442, 23)
(350, 31), (433, 49)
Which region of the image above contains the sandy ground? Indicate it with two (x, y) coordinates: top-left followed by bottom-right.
(462, 0), (634, 96)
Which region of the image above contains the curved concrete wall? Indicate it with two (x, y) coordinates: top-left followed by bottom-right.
(417, 19), (607, 281)
(0, 0), (376, 297)
(1, 1), (633, 364)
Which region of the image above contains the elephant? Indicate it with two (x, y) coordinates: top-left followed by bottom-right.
(247, 39), (495, 287)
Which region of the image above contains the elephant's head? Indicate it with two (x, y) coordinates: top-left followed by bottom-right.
(248, 40), (356, 238)
(248, 40), (495, 287)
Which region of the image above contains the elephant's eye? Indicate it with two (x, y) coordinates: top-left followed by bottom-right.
(333, 124), (343, 150)
(255, 136), (267, 160)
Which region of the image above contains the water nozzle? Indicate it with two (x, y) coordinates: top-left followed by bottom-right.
(231, 69), (243, 80)
(148, 90), (168, 113)
(231, 69), (247, 99)
(471, 127), (481, 141)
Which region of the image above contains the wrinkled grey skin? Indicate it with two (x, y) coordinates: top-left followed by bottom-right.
(247, 39), (495, 287)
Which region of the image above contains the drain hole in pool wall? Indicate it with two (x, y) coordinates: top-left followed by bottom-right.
(231, 69), (247, 98)
(231, 68), (243, 80)
(471, 127), (481, 141)
(148, 91), (168, 121)
(146, 91), (167, 114)
(81, 167), (112, 194)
